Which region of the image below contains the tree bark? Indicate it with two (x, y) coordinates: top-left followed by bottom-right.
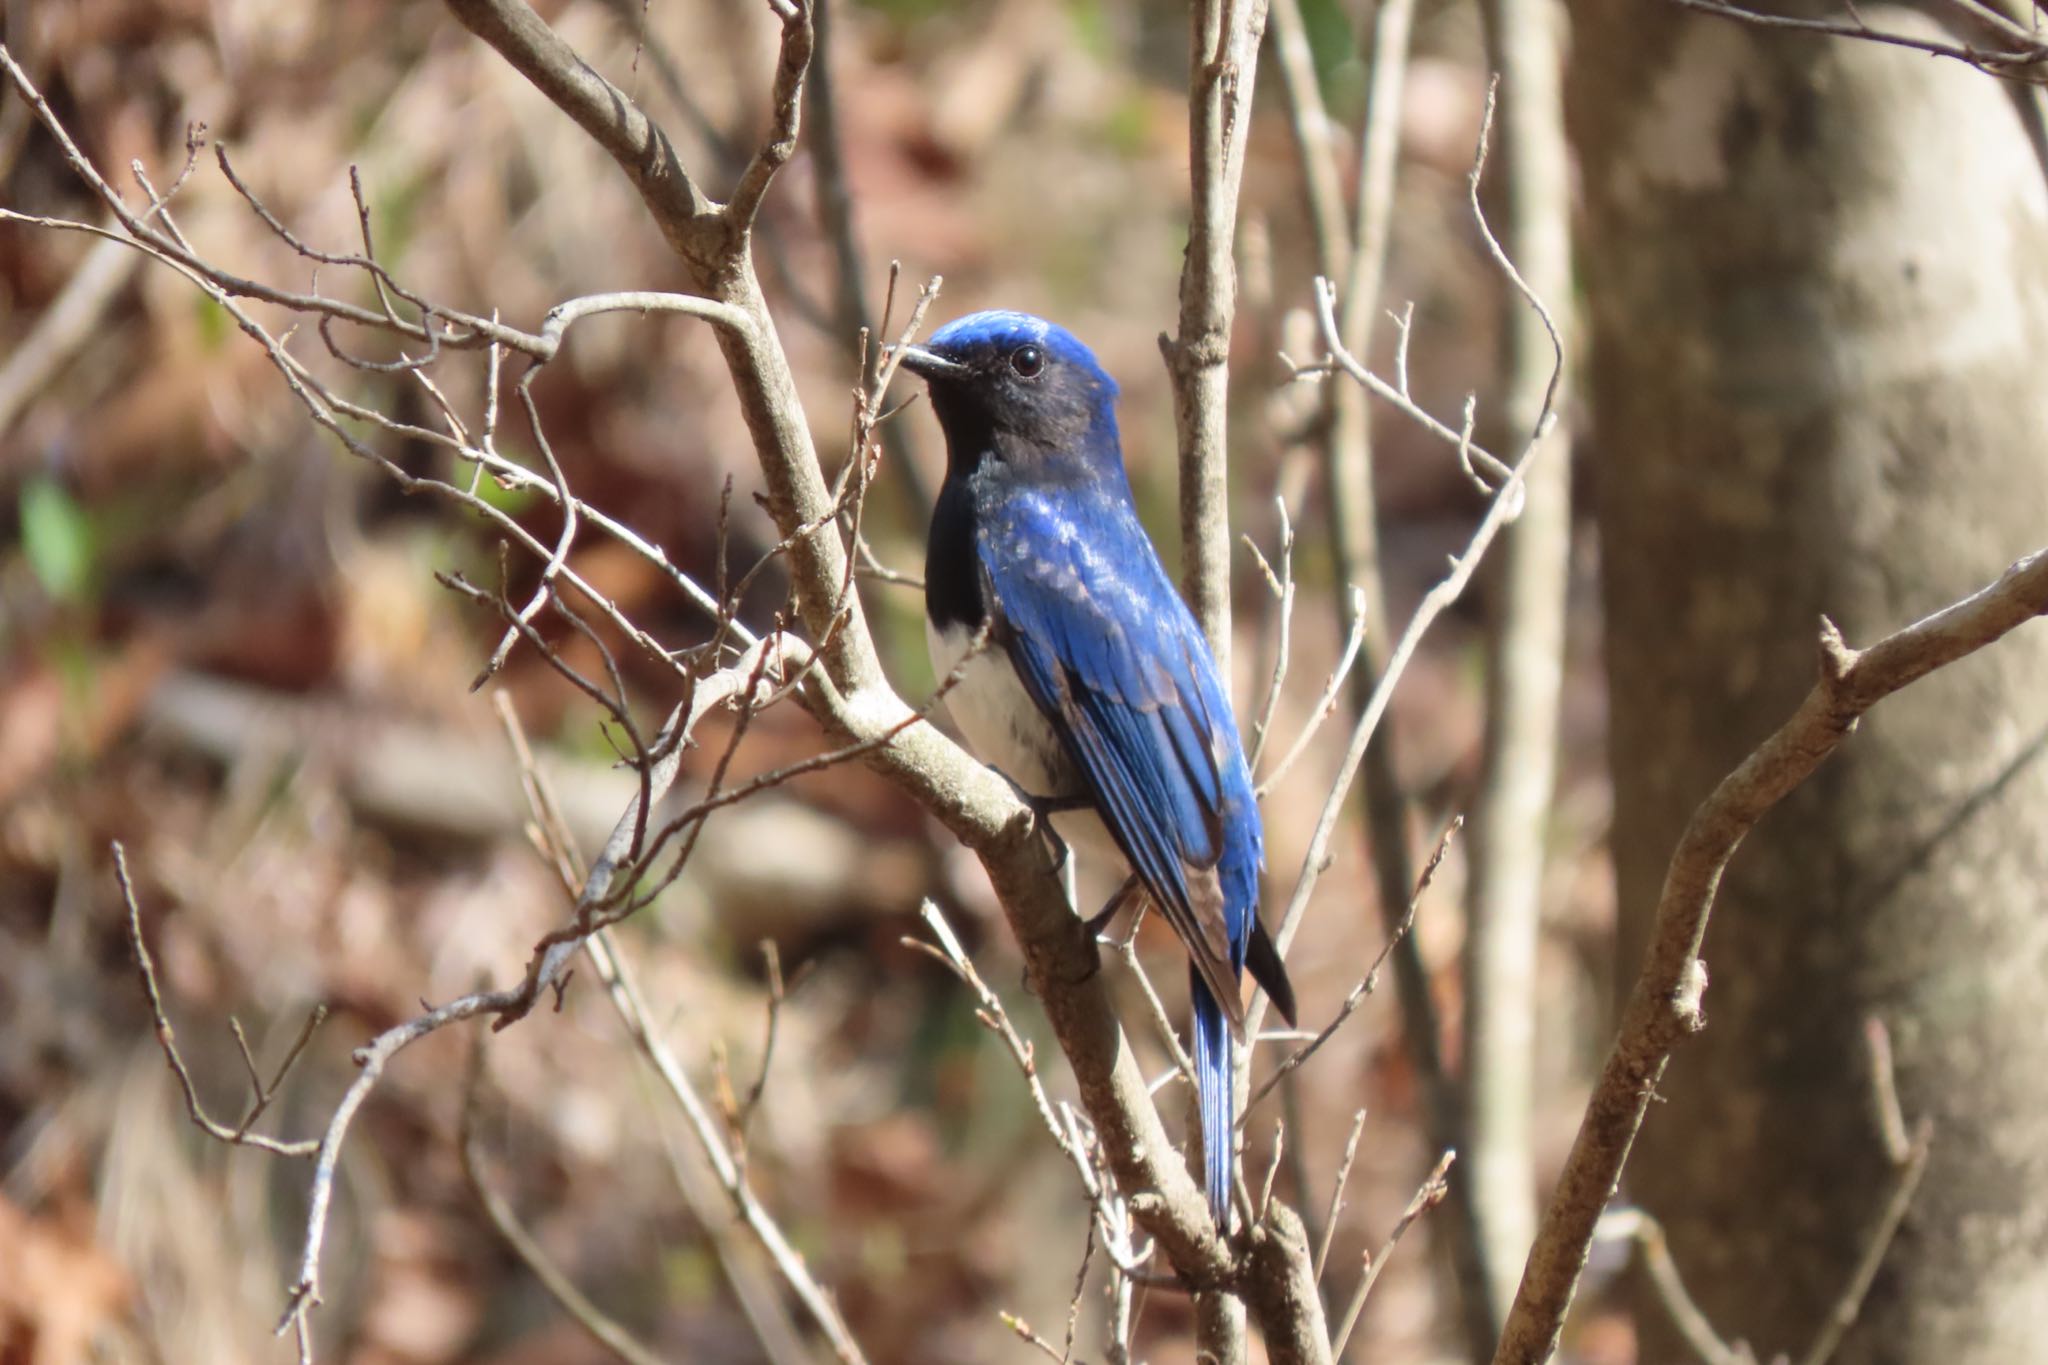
(1572, 4), (2048, 1361)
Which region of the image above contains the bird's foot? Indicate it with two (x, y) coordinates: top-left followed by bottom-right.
(987, 764), (1090, 871)
(1085, 874), (1142, 941)
(1024, 792), (1094, 871)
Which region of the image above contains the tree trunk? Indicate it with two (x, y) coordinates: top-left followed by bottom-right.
(1465, 0), (1576, 1324)
(1570, 5), (2048, 1361)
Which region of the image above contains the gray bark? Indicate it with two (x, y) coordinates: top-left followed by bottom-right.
(1572, 4), (2048, 1361)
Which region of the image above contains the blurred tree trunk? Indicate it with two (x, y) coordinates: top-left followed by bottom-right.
(1465, 0), (1575, 1323)
(1569, 6), (2048, 1362)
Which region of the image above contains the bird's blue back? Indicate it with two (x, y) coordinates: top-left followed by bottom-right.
(978, 480), (1263, 969)
(908, 310), (1283, 1225)
(979, 480), (1259, 1223)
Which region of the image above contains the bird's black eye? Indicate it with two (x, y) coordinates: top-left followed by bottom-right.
(1009, 344), (1045, 378)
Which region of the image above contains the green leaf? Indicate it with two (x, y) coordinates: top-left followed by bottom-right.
(20, 477), (95, 602)
(473, 469), (536, 515)
(1066, 0), (1113, 60)
(193, 294), (230, 352)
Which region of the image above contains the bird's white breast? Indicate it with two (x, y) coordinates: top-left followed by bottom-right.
(926, 616), (1123, 866)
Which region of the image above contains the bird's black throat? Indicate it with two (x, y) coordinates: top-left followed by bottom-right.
(924, 466), (986, 634)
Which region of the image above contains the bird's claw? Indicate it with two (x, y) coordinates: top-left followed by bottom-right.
(1085, 873), (1142, 940)
(986, 763), (1088, 871)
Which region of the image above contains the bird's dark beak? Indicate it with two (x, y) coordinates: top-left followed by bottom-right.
(890, 343), (968, 382)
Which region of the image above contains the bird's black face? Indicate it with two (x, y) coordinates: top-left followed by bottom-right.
(895, 311), (1121, 479)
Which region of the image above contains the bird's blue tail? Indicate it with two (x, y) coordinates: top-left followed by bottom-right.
(1189, 970), (1233, 1227)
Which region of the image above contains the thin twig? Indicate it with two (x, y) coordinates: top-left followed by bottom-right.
(114, 844), (321, 1160)
(1672, 0), (2048, 80)
(233, 1007), (329, 1140)
(1245, 816), (1460, 1118)
(1795, 1020), (1936, 1365)
(1315, 1111), (1369, 1284)
(1862, 1017), (1910, 1164)
(1330, 1149), (1458, 1356)
(259, 637), (806, 1345)
(460, 1046), (676, 1365)
(1114, 925), (1199, 1095)
(1300, 279), (1517, 489)
(726, 0), (814, 228)
(1255, 430), (1536, 989)
(1246, 499), (1297, 771)
(1595, 1209), (1753, 1365)
(1256, 585), (1369, 797)
(908, 902), (1105, 1202)
(999, 1312), (1070, 1364)
(491, 699), (824, 1365)
(590, 931), (868, 1364)
(1256, 1119), (1288, 1220)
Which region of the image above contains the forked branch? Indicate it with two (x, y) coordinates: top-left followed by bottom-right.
(1494, 550), (2048, 1364)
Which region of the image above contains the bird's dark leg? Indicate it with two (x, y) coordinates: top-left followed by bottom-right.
(986, 763), (1091, 871)
(1041, 874), (1142, 992)
(1085, 874), (1142, 938)
(1023, 792), (1093, 871)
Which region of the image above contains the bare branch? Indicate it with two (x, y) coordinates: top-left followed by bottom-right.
(726, 0), (814, 226)
(1464, 81), (1564, 451)
(231, 1008), (328, 1142)
(1163, 0), (1269, 660)
(114, 844), (322, 1160)
(1596, 1209), (1755, 1365)
(1336, 0), (1417, 363)
(1314, 1111), (1369, 1285)
(1330, 1148), (1458, 1357)
(1672, 0), (2048, 81)
(1245, 499), (1297, 771)
(1255, 433), (1539, 994)
(1591, 1015), (1939, 1365)
(1268, 41), (1540, 1356)
(473, 377), (581, 687)
(461, 1049), (676, 1365)
(1266, 0), (1350, 275)
(1255, 585), (1368, 797)
(1000, 1311), (1073, 1364)
(0, 46), (617, 362)
(440, 0), (720, 255)
(1862, 1017), (1912, 1165)
(211, 635), (801, 1345)
(1255, 1120), (1288, 1221)
(1302, 278), (1518, 490)
(1494, 550), (2048, 1364)
(1245, 816), (1459, 1118)
(585, 931), (867, 1364)
(909, 902), (1108, 1204)
(490, 700), (826, 1365)
(1270, 78), (1575, 1350)
(1795, 1022), (1936, 1365)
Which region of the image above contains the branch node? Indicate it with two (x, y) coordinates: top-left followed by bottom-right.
(1674, 957), (1710, 1033)
(1818, 614), (1859, 686)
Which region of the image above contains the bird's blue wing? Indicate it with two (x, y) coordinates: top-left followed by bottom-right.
(977, 489), (1260, 1026)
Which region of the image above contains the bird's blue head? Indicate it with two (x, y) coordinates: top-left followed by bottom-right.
(895, 311), (1123, 479)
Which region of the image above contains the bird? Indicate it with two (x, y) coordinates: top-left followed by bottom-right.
(894, 309), (1297, 1228)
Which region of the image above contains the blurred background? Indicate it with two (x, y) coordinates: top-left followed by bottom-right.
(7, 0), (2046, 1362)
